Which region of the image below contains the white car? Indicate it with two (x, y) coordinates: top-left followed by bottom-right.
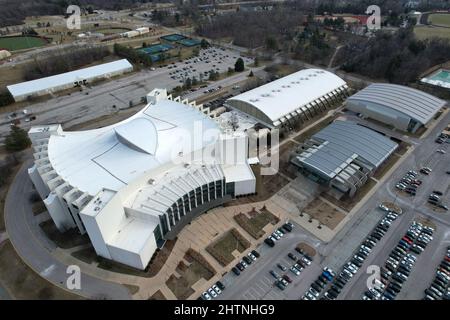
(202, 291), (212, 300)
(301, 257), (311, 266)
(208, 288), (218, 298)
(437, 149), (446, 154)
(248, 253), (256, 261)
(212, 285), (222, 295)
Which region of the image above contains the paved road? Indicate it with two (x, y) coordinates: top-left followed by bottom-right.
(4, 157), (132, 300)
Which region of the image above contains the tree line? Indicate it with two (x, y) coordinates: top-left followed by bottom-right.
(337, 27), (450, 84)
(24, 45), (110, 81)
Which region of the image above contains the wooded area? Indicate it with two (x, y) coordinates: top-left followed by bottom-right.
(338, 27), (450, 84)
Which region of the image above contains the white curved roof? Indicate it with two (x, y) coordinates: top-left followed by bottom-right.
(227, 69), (346, 123)
(47, 99), (220, 195)
(347, 83), (446, 125)
(7, 59), (133, 99)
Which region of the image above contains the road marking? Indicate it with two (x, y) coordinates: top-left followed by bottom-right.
(40, 264), (56, 277)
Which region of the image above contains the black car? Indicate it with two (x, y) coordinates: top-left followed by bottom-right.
(251, 250), (260, 258)
(311, 283), (322, 292)
(351, 259), (363, 268)
(331, 285), (341, 293)
(264, 238), (275, 247)
(282, 224), (293, 232)
(315, 279), (326, 289)
(288, 253), (297, 261)
(216, 281), (225, 290)
(232, 267), (241, 275)
(318, 275), (328, 283)
(243, 256), (252, 265)
(236, 263), (245, 271)
(295, 247), (304, 255)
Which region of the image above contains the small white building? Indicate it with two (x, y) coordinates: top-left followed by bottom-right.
(122, 30), (140, 38)
(136, 27), (150, 35)
(28, 89), (256, 270)
(0, 49), (11, 60)
(7, 59), (133, 102)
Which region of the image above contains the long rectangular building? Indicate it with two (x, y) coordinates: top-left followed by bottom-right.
(7, 59), (133, 102)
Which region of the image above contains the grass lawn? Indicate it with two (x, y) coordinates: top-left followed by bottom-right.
(206, 229), (250, 266)
(428, 13), (450, 28)
(414, 26), (450, 40)
(0, 36), (48, 51)
(0, 241), (83, 299)
(166, 252), (214, 299)
(235, 208), (279, 239)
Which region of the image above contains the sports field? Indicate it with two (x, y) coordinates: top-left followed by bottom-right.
(414, 26), (450, 40)
(428, 13), (450, 28)
(160, 34), (186, 42)
(0, 36), (48, 51)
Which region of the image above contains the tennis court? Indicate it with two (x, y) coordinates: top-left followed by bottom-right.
(177, 38), (202, 47)
(160, 34), (186, 42)
(140, 43), (174, 54)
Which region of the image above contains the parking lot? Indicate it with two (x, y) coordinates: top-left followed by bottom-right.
(216, 223), (322, 300)
(164, 46), (254, 86)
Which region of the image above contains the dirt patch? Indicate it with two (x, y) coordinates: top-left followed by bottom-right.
(149, 289), (167, 300)
(303, 198), (345, 230)
(206, 228), (251, 266)
(39, 220), (90, 249)
(234, 207), (280, 239)
(296, 242), (317, 257)
(166, 250), (215, 300)
(0, 241), (83, 299)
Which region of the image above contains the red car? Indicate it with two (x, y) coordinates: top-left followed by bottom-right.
(402, 236), (413, 244)
(445, 256), (450, 262)
(283, 274), (293, 283)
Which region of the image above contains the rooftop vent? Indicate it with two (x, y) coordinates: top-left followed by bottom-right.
(249, 99), (259, 102)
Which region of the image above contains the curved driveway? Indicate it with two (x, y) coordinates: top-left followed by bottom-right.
(4, 157), (131, 300)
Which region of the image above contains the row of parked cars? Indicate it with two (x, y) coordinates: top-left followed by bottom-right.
(231, 250), (261, 276)
(200, 281), (226, 300)
(428, 190), (449, 211)
(305, 205), (401, 300)
(273, 247), (313, 291)
(423, 246), (450, 300)
(302, 267), (335, 300)
(395, 170), (422, 196)
(363, 220), (434, 300)
(264, 222), (294, 247)
(435, 132), (449, 144)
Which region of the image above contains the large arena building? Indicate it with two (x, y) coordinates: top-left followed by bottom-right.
(226, 69), (349, 130)
(291, 120), (398, 197)
(346, 83), (447, 133)
(28, 89), (256, 269)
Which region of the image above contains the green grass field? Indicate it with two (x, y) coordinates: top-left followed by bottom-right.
(0, 36), (48, 51)
(428, 13), (450, 28)
(414, 26), (450, 40)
